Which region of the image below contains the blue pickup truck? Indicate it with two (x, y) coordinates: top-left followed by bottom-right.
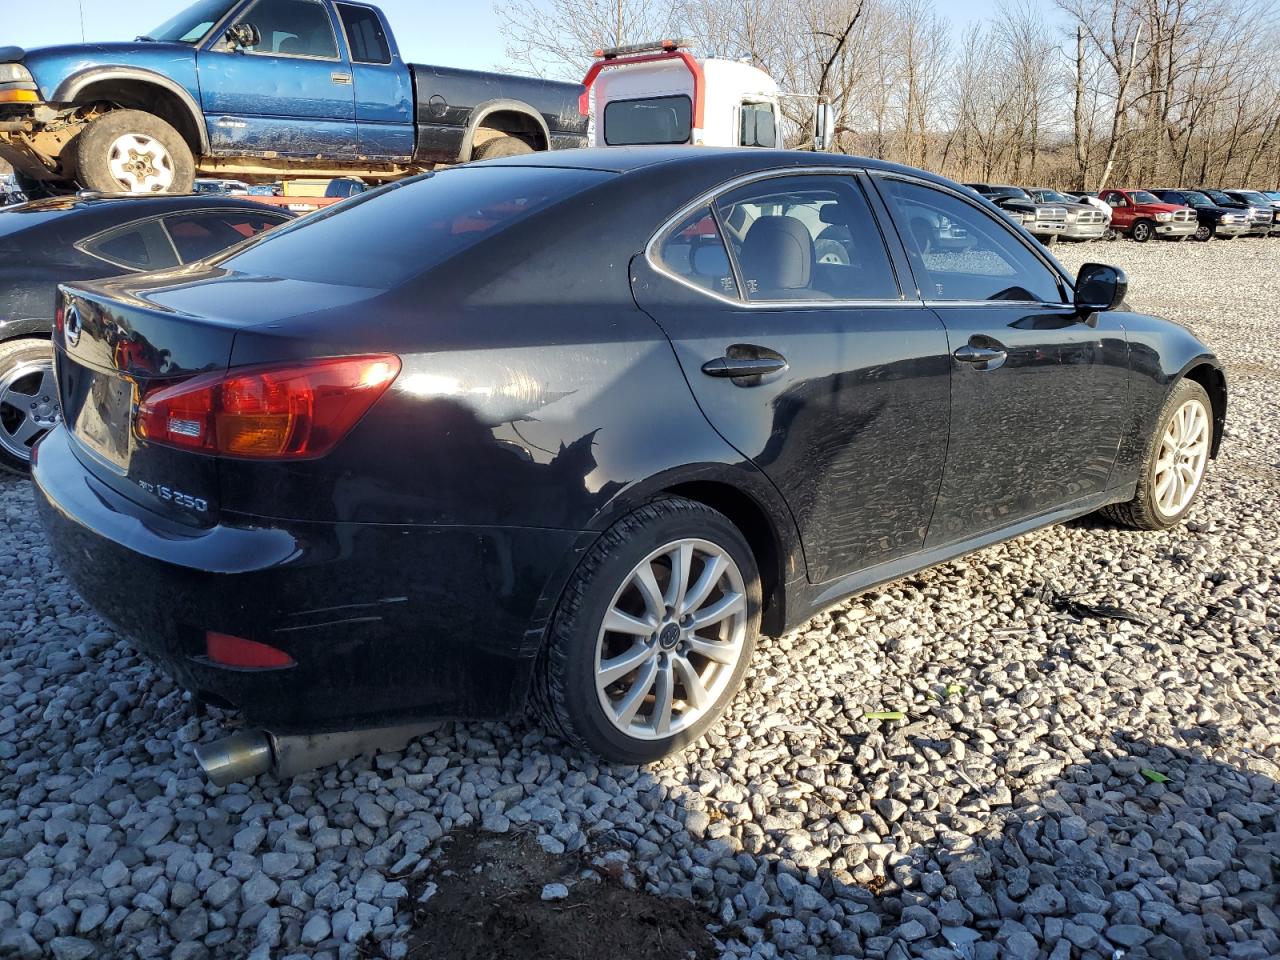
(0, 0), (587, 195)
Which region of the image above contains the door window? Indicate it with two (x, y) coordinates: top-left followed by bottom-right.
(162, 210), (288, 262)
(654, 207), (738, 299)
(714, 175), (899, 302)
(739, 103), (776, 148)
(78, 220), (179, 271)
(235, 0), (339, 58)
(337, 3), (391, 64)
(881, 178), (1066, 304)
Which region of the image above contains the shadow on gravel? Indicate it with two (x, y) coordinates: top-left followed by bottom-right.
(634, 729), (1279, 960)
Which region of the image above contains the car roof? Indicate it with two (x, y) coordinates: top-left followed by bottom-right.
(4, 193), (280, 216)
(479, 145), (965, 190)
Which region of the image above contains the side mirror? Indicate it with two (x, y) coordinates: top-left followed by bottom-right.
(226, 21), (260, 50)
(1075, 262), (1127, 314)
(813, 100), (834, 152)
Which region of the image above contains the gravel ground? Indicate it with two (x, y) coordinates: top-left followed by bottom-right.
(1, 237), (1277, 960)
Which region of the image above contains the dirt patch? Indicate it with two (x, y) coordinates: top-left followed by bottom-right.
(407, 831), (718, 960)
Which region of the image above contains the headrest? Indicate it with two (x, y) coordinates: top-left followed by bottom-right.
(739, 216), (814, 291)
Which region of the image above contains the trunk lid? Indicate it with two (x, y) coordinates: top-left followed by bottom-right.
(56, 283), (239, 526)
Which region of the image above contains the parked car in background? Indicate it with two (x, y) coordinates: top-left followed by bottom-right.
(1195, 189), (1271, 237)
(33, 148), (1225, 779)
(1026, 188), (1108, 241)
(252, 177), (369, 214)
(193, 178), (250, 196)
(1148, 189), (1251, 241)
(1099, 189), (1197, 242)
(0, 194), (291, 471)
(965, 184), (1068, 244)
(1223, 190), (1278, 236)
(0, 0), (587, 196)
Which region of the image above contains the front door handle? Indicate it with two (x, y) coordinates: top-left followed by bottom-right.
(701, 356), (788, 379)
(331, 72), (352, 85)
(954, 341), (1008, 371)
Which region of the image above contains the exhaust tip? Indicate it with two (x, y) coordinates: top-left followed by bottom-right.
(195, 730), (274, 787)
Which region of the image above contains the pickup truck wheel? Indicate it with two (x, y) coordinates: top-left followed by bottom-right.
(0, 339), (57, 474)
(75, 109), (194, 194)
(1193, 223), (1213, 242)
(472, 135), (534, 160)
(1131, 220), (1154, 243)
(533, 497), (760, 764)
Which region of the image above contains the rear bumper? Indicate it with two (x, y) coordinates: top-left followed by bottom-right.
(33, 426), (582, 732)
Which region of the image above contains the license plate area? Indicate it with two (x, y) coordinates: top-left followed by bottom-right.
(58, 352), (136, 472)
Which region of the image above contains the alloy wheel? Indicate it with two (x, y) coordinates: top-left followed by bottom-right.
(1194, 224), (1211, 242)
(1152, 398), (1209, 518)
(0, 360), (59, 462)
(106, 133), (175, 193)
(594, 538), (748, 740)
(1133, 222), (1152, 242)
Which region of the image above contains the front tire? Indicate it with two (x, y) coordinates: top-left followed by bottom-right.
(534, 497), (761, 764)
(0, 339), (58, 474)
(1131, 220), (1154, 243)
(75, 109), (195, 194)
(1194, 223), (1213, 242)
(1102, 379), (1213, 530)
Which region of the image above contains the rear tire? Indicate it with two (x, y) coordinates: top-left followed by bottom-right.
(75, 109), (195, 194)
(1101, 379), (1213, 530)
(1131, 220), (1154, 243)
(471, 135), (534, 161)
(534, 497), (761, 764)
(0, 338), (57, 475)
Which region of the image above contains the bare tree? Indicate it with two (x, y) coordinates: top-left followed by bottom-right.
(498, 0), (680, 79)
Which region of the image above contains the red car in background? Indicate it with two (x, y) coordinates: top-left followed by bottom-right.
(1099, 189), (1198, 242)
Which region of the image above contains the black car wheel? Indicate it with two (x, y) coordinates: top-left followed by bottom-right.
(1193, 223), (1213, 242)
(1102, 379), (1212, 530)
(0, 339), (58, 474)
(535, 497), (760, 763)
(1131, 220), (1154, 243)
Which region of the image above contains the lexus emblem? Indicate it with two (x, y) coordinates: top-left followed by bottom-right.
(64, 305), (82, 347)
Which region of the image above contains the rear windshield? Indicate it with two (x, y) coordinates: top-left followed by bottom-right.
(604, 96), (692, 146)
(219, 166), (610, 288)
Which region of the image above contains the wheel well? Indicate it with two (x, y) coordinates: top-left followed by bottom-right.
(473, 110), (547, 151)
(74, 80), (204, 158)
(664, 480), (787, 635)
(1183, 363), (1227, 457)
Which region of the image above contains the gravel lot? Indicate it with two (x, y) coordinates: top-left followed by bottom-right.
(2, 237), (1277, 960)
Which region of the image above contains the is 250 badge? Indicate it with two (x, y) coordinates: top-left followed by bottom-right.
(137, 480), (209, 513)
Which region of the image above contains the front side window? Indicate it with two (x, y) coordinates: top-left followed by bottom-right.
(1104, 192), (1127, 207)
(740, 103), (776, 148)
(714, 175), (899, 302)
(655, 207), (738, 299)
(234, 0), (339, 58)
(881, 178), (1065, 304)
(163, 209), (288, 262)
(604, 96), (692, 146)
(79, 220), (179, 271)
(337, 3), (391, 63)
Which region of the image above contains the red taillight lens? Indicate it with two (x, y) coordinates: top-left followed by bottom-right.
(136, 355), (400, 459)
(54, 301), (65, 339)
(206, 632), (295, 669)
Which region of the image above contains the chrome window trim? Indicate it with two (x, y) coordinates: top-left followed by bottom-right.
(215, 0), (343, 62)
(644, 165), (917, 310)
(871, 171), (1075, 304)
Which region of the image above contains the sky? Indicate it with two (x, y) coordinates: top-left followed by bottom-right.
(4, 0), (1007, 74)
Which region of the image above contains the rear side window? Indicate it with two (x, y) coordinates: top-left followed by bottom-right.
(337, 3), (391, 63)
(656, 207), (738, 299)
(881, 178), (1065, 304)
(220, 167), (610, 288)
(79, 220), (179, 271)
(604, 96), (692, 146)
(162, 210), (287, 262)
(714, 175), (899, 302)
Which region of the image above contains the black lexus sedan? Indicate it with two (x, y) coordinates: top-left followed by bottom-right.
(33, 148), (1226, 777)
(0, 194), (292, 472)
(1148, 189), (1251, 241)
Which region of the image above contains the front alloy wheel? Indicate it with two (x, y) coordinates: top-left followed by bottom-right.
(1132, 220), (1154, 243)
(1193, 223), (1212, 242)
(536, 497), (760, 763)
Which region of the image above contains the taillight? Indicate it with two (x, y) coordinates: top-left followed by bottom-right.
(54, 301), (65, 339)
(136, 355), (400, 459)
(206, 632), (295, 669)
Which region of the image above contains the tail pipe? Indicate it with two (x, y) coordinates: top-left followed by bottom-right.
(194, 722), (439, 786)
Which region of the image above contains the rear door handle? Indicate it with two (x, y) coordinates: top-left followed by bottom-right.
(954, 342), (1008, 371)
(331, 72), (352, 85)
(701, 356), (788, 379)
